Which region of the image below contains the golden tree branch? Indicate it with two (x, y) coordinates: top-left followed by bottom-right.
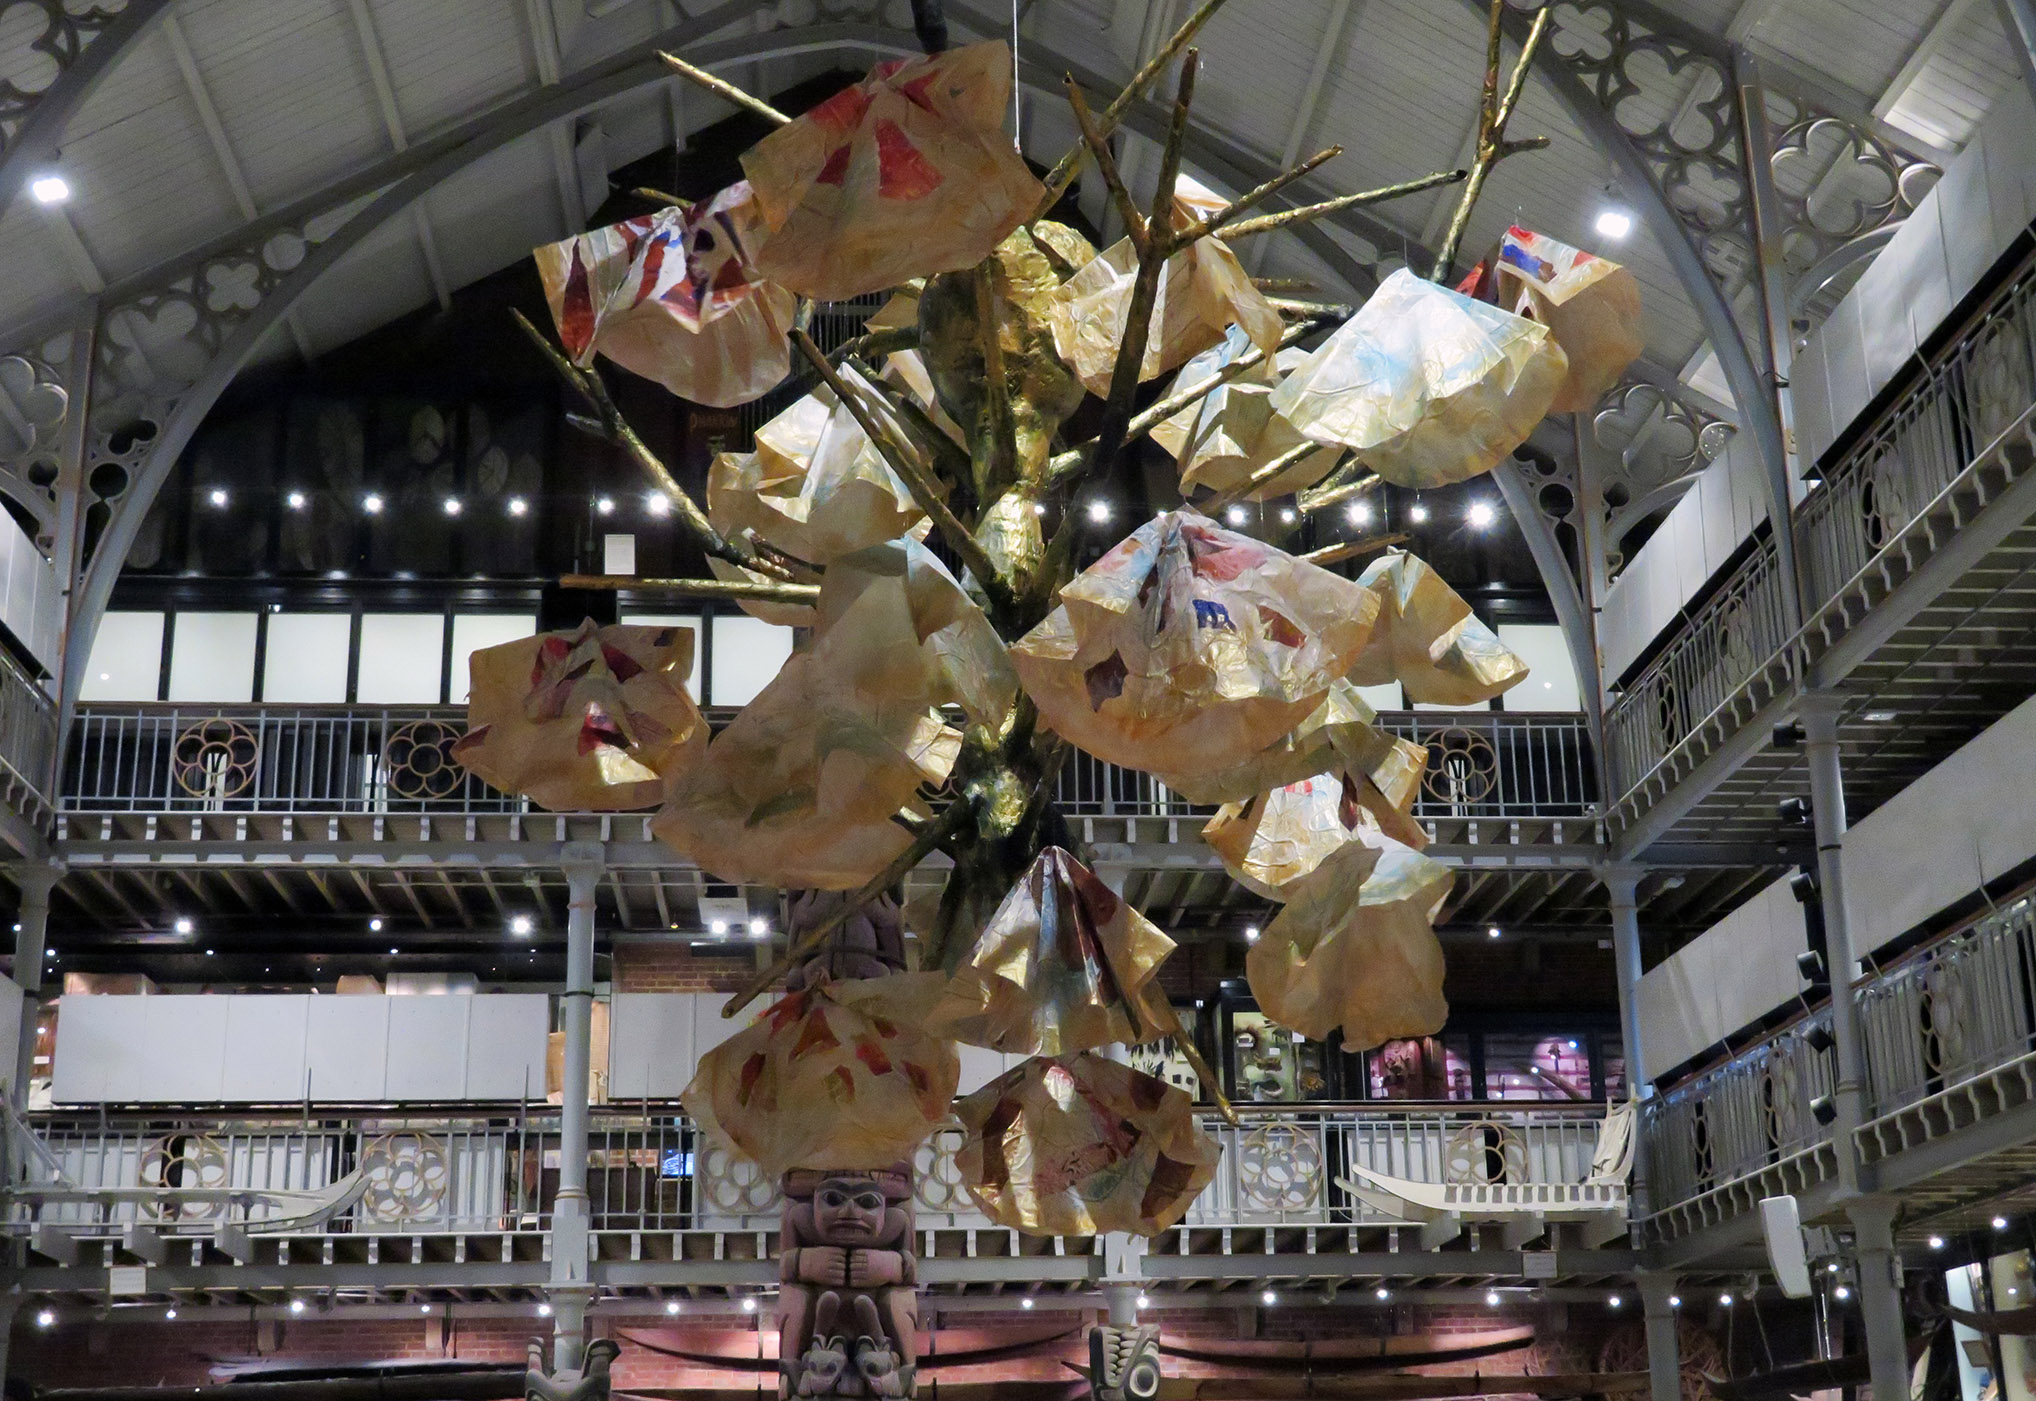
(827, 326), (919, 369)
(1218, 167), (1469, 241)
(1429, 2), (1553, 281)
(974, 264), (1018, 490)
(1172, 145), (1342, 244)
(631, 187), (689, 208)
(658, 51), (790, 125)
(1064, 79), (1151, 258)
(1299, 532), (1408, 568)
(559, 574), (821, 605)
(1201, 442), (1340, 513)
(1297, 468), (1385, 516)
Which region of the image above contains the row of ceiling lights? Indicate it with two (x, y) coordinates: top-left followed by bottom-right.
(207, 490), (682, 519)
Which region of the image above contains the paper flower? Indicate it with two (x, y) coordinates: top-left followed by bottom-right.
(1348, 551), (1528, 706)
(1495, 225), (1644, 414)
(741, 42), (1045, 300)
(453, 620), (706, 812)
(1010, 511), (1378, 774)
(1152, 678), (1426, 810)
(533, 184), (795, 408)
(1204, 771), (1424, 901)
(1151, 327), (1340, 500)
(955, 1052), (1220, 1237)
(1269, 267), (1567, 488)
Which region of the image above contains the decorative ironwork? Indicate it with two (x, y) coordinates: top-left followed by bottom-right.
(1419, 726), (1498, 805)
(359, 1130), (450, 1222)
(138, 1131), (229, 1220)
(1589, 376), (1738, 576)
(913, 1123), (972, 1216)
(695, 1138), (779, 1217)
(1235, 1121), (1321, 1211)
(1444, 1119), (1526, 1185)
(0, 341), (73, 542)
(171, 717), (259, 800)
(382, 718), (466, 801)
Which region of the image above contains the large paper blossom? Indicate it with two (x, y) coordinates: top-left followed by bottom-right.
(1348, 551), (1528, 706)
(533, 184), (794, 408)
(1204, 772), (1423, 901)
(653, 570), (962, 889)
(684, 977), (959, 1179)
(933, 847), (1180, 1056)
(706, 362), (933, 565)
(1493, 225), (1644, 414)
(1152, 328), (1340, 500)
(1269, 268), (1567, 488)
(1010, 511), (1378, 774)
(1049, 176), (1282, 397)
(740, 42), (1045, 301)
(1153, 678), (1426, 809)
(955, 1052), (1220, 1237)
(453, 621), (706, 812)
(1246, 835), (1453, 1050)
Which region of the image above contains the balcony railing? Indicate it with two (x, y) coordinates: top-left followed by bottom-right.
(7, 1101), (1614, 1244)
(0, 647), (57, 829)
(1606, 249), (2036, 805)
(1640, 893), (2036, 1235)
(59, 704), (1598, 824)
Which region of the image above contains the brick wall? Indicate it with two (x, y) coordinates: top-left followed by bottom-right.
(610, 940), (755, 994)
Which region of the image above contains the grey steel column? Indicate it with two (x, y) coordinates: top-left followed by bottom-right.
(1105, 1282), (1140, 1328)
(1637, 1274), (1680, 1401)
(1601, 865), (1648, 1098)
(549, 842), (605, 1373)
(11, 864), (60, 1108)
(1847, 1196), (1910, 1401)
(1800, 693), (1868, 1193)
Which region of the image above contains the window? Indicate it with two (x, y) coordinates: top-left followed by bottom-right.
(357, 614), (447, 703)
(1481, 1032), (1594, 1102)
(1496, 624), (1582, 711)
(166, 613), (259, 703)
(1367, 1037), (1473, 1100)
(261, 614), (351, 703)
(80, 613), (164, 701)
(449, 615), (535, 703)
(709, 615), (795, 706)
(619, 614), (703, 700)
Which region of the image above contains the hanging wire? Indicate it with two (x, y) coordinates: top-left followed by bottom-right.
(1011, 0), (1024, 145)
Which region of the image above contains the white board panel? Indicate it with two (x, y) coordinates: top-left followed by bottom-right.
(385, 997), (471, 1100)
(51, 995), (147, 1103)
(221, 996), (311, 1102)
(608, 992), (704, 1100)
(305, 997), (390, 1101)
(465, 995), (548, 1101)
(1635, 877), (1808, 1079)
(141, 997), (229, 1102)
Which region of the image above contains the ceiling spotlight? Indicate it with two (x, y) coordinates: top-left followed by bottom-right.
(1485, 1290), (1501, 1307)
(208, 487), (229, 508)
(709, 919), (729, 935)
(1827, 1263), (1840, 1274)
(419, 1303), (432, 1314)
(741, 1297), (759, 1314)
(1929, 1236), (1946, 1250)
(1669, 1295), (1681, 1308)
(1487, 925), (1502, 939)
(647, 493), (672, 517)
(1834, 1285), (1851, 1301)
(1279, 507), (1297, 524)
(1719, 1294), (1733, 1307)
(388, 947), (399, 956)
(596, 496), (616, 515)
(510, 915), (534, 937)
(1087, 500), (1112, 523)
(1608, 1295), (1622, 1309)
(362, 493), (385, 514)
(1226, 504), (1249, 526)
(748, 917), (769, 937)
(30, 174), (71, 205)
(205, 949), (215, 957)
(1032, 501), (1047, 516)
(1347, 501), (1373, 526)
(369, 918), (384, 932)
(665, 1300), (681, 1315)
(507, 497), (528, 517)
(1408, 501), (1430, 524)
(1261, 1290), (1277, 1306)
(165, 1308), (178, 1320)
(1466, 501), (1496, 529)
(1375, 1287), (1390, 1301)
(1595, 208), (1634, 240)
(174, 917), (194, 935)
(1996, 1216), (2011, 1231)
(34, 1309), (53, 1329)
(537, 1302), (554, 1317)
(443, 497), (463, 516)
(286, 490), (307, 510)
(289, 1298), (306, 1315)
(1021, 1297), (1035, 1310)
(1136, 1295), (1150, 1310)
(1244, 925), (1260, 943)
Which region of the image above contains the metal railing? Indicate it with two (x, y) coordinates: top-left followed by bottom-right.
(1606, 250), (2036, 804)
(8, 1101), (1616, 1242)
(60, 704), (1598, 823)
(0, 647), (58, 815)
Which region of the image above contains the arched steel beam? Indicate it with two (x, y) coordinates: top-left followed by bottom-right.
(0, 0), (175, 222)
(1493, 460), (1604, 758)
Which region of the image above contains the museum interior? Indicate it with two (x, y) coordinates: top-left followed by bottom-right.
(0, 0), (2030, 1398)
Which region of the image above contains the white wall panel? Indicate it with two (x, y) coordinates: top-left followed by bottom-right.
(140, 997), (229, 1102)
(305, 997), (389, 1101)
(709, 616), (795, 706)
(262, 614), (352, 703)
(222, 995), (310, 1101)
(450, 615), (535, 702)
(80, 612), (165, 702)
(607, 992), (707, 1100)
(1495, 625), (1580, 711)
(166, 613), (259, 703)
(50, 996), (142, 1103)
(1937, 123), (2000, 305)
(465, 995), (548, 1101)
(357, 614), (447, 703)
(385, 997), (471, 1100)
(1636, 878), (1808, 1078)
(618, 615), (703, 700)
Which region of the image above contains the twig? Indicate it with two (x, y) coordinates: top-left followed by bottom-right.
(1296, 469), (1385, 516)
(559, 574), (820, 605)
(512, 310), (789, 580)
(1033, 0), (1233, 216)
(974, 264), (1017, 490)
(789, 330), (1010, 609)
(631, 187), (689, 208)
(1428, 1), (1553, 281)
(1170, 1017), (1237, 1126)
(722, 796), (978, 1018)
(658, 50), (790, 126)
(1202, 442), (1340, 513)
(1064, 79), (1150, 258)
(1218, 167), (1469, 241)
(827, 326), (919, 369)
(1299, 532), (1408, 568)
(1172, 145), (1342, 243)
(1263, 297), (1356, 321)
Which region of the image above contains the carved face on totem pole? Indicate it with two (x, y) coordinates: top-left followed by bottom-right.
(779, 1166), (918, 1399)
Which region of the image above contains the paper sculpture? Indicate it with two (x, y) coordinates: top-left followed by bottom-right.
(1348, 551), (1528, 706)
(813, 537), (1019, 730)
(1153, 678), (1426, 812)
(533, 185), (795, 409)
(684, 977), (959, 1178)
(706, 530), (821, 628)
(1152, 328), (1341, 500)
(453, 620), (706, 812)
(654, 573), (962, 888)
(954, 1052), (1220, 1237)
(1269, 267), (1567, 488)
(740, 42), (1046, 301)
(1495, 225), (1644, 414)
(1050, 177), (1282, 397)
(934, 847), (1180, 1056)
(706, 363), (933, 565)
(1010, 511), (1378, 774)
(1204, 770), (1426, 900)
(1246, 835), (1453, 1049)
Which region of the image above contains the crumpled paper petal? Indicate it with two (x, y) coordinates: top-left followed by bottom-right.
(1246, 834), (1453, 1049)
(654, 575), (963, 888)
(1010, 511), (1379, 774)
(453, 620), (706, 811)
(740, 42), (1045, 301)
(1155, 679), (1427, 819)
(1153, 328), (1341, 500)
(933, 847), (1180, 1056)
(1269, 267), (1567, 488)
(1049, 178), (1282, 398)
(533, 185), (795, 408)
(706, 362), (934, 565)
(684, 976), (960, 1178)
(1347, 551), (1528, 706)
(955, 1051), (1220, 1237)
(1495, 225), (1644, 414)
(814, 537), (1019, 730)
(1204, 770), (1424, 900)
